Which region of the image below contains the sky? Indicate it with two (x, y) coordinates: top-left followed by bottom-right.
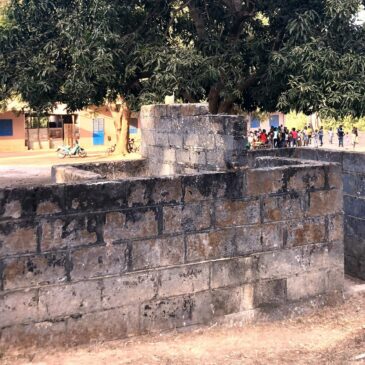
(356, 9), (365, 24)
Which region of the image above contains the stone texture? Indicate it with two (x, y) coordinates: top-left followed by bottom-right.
(39, 281), (103, 319)
(158, 263), (210, 298)
(132, 236), (185, 270)
(0, 289), (39, 327)
(163, 203), (212, 233)
(70, 244), (128, 281)
(215, 199), (260, 227)
(211, 257), (257, 289)
(0, 221), (38, 257)
(102, 272), (158, 309)
(3, 252), (68, 290)
(140, 292), (212, 333)
(104, 209), (158, 243)
(286, 218), (327, 247)
(66, 305), (139, 344)
(186, 229), (235, 262)
(262, 194), (303, 222)
(286, 270), (328, 301)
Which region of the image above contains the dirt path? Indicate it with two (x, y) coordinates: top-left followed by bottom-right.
(2, 290), (364, 365)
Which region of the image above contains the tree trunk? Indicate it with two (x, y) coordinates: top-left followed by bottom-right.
(37, 117), (41, 150)
(117, 105), (130, 155)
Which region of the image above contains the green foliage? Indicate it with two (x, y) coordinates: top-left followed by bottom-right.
(321, 115), (365, 131)
(1, 0), (365, 117)
(285, 112), (308, 131)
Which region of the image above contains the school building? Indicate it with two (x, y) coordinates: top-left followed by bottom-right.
(0, 104), (140, 152)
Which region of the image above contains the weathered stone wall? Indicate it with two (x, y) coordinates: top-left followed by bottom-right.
(294, 149), (365, 280)
(140, 104), (247, 174)
(241, 148), (365, 280)
(0, 158), (343, 348)
(52, 159), (148, 183)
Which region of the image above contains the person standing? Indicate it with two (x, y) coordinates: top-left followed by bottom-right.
(313, 129), (319, 148)
(351, 127), (359, 149)
(328, 128), (334, 144)
(337, 125), (344, 147)
(318, 126), (324, 147)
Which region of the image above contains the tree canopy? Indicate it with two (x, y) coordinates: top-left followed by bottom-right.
(1, 0), (365, 117)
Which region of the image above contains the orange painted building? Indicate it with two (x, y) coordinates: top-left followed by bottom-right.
(0, 111), (26, 152)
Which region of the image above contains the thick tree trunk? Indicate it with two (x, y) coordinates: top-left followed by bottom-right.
(117, 105), (130, 155)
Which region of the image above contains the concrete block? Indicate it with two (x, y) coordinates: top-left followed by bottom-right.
(154, 132), (170, 147)
(246, 169), (284, 195)
(211, 257), (257, 289)
(132, 236), (185, 270)
(206, 150), (227, 170)
(254, 279), (287, 308)
(0, 221), (37, 257)
(168, 133), (183, 148)
(0, 289), (39, 327)
(189, 150), (207, 166)
(40, 215), (101, 251)
(181, 173), (222, 203)
(342, 151), (365, 174)
(64, 181), (127, 212)
(39, 280), (103, 319)
(235, 226), (262, 255)
(158, 263), (210, 298)
(344, 195), (365, 218)
(3, 252), (68, 290)
(140, 291), (212, 333)
(262, 193), (304, 222)
(328, 214), (344, 242)
(70, 244), (129, 281)
(66, 305), (139, 344)
(327, 268), (344, 292)
(305, 189), (342, 217)
(163, 203), (212, 234)
(258, 242), (342, 280)
(288, 166), (326, 191)
(286, 217), (326, 247)
(102, 271), (158, 309)
(186, 229), (235, 262)
(0, 320), (67, 348)
(287, 270), (327, 301)
(211, 284), (255, 317)
(261, 223), (285, 251)
(104, 209), (158, 243)
(215, 199), (260, 228)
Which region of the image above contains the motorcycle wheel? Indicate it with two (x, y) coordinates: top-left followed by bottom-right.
(79, 150), (87, 158)
(58, 152), (66, 159)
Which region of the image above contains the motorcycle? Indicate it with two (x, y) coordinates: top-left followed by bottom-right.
(56, 141), (87, 158)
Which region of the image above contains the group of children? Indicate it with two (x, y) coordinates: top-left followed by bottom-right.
(248, 125), (359, 149)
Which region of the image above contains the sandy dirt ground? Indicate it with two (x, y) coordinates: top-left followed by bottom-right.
(1, 283), (364, 365)
(0, 150), (141, 188)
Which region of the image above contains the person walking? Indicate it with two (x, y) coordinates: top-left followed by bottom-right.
(337, 125), (344, 147)
(328, 128), (334, 144)
(318, 126), (324, 147)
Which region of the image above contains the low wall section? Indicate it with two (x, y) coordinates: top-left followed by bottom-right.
(0, 160), (343, 347)
(240, 148), (365, 280)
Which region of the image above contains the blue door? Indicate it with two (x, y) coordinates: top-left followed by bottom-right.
(269, 115), (280, 128)
(93, 118), (105, 145)
(251, 117), (260, 129)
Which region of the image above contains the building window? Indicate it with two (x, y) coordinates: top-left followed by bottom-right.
(0, 119), (13, 136)
(269, 115), (280, 128)
(251, 117), (260, 129)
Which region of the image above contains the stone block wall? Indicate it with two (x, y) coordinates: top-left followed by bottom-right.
(293, 149), (365, 280)
(0, 158), (343, 348)
(140, 104), (247, 174)
(241, 148), (365, 280)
